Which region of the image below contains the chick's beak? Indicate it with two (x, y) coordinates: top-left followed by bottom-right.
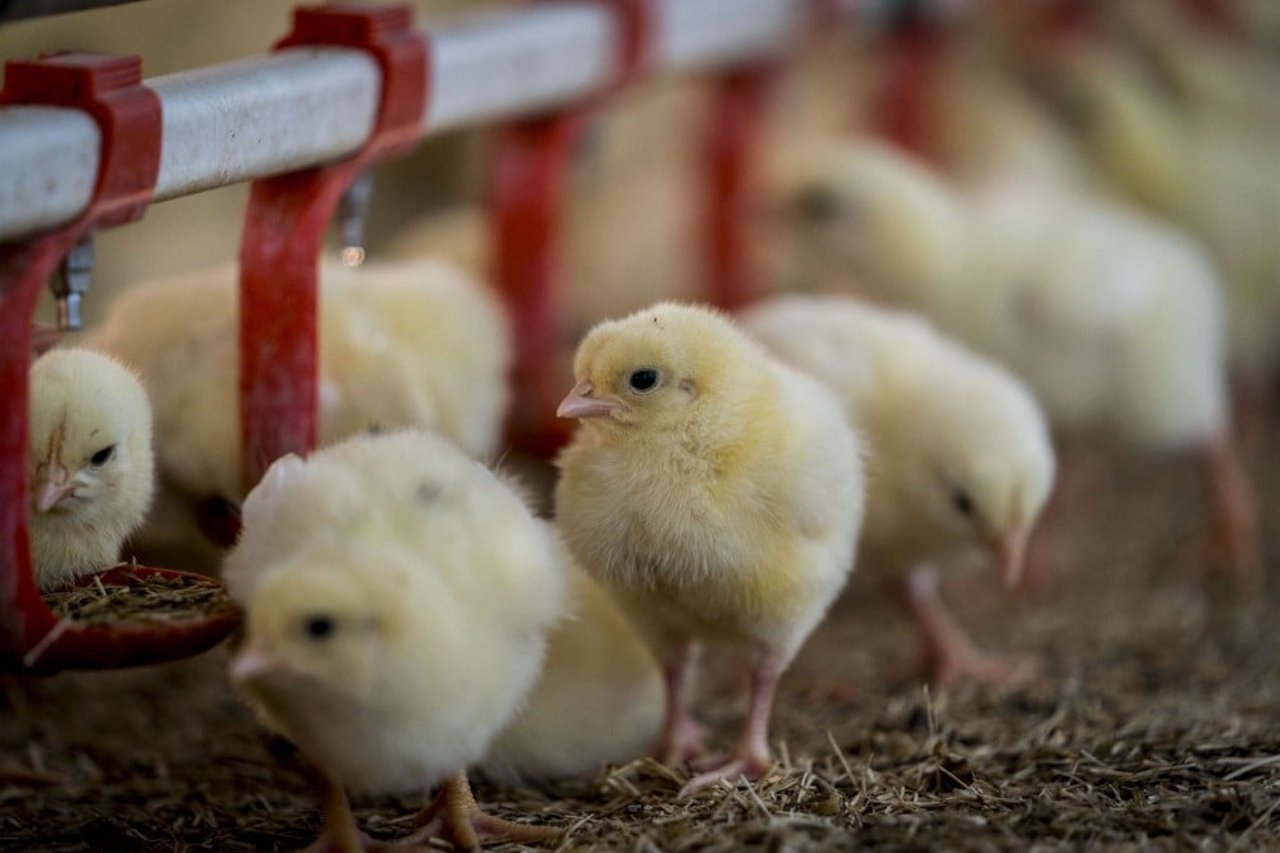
(33, 462), (75, 513)
(557, 380), (621, 419)
(989, 529), (1029, 590)
(229, 640), (279, 684)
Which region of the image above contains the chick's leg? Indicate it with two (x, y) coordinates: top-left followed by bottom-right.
(652, 642), (707, 766)
(678, 654), (781, 797)
(1189, 430), (1261, 589)
(300, 775), (373, 853)
(897, 567), (1036, 689)
(405, 772), (559, 848)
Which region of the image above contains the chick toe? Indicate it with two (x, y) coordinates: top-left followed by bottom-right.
(679, 750), (773, 798)
(408, 773), (559, 849)
(898, 569), (1040, 690)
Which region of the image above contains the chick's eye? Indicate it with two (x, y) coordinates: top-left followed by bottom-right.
(89, 445), (115, 467)
(628, 368), (659, 393)
(303, 615), (336, 641)
(952, 489), (976, 518)
(795, 184), (844, 223)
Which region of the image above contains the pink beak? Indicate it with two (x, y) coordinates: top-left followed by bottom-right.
(33, 462), (75, 513)
(991, 529), (1029, 590)
(557, 380), (621, 419)
(229, 641), (278, 683)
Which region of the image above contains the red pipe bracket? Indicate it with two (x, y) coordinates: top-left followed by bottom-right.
(871, 7), (948, 163)
(701, 62), (778, 312)
(238, 4), (428, 491)
(0, 54), (236, 674)
(490, 0), (653, 457)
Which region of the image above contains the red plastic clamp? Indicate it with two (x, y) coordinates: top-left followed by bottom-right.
(0, 55), (234, 673)
(490, 0), (654, 457)
(238, 4), (428, 493)
(870, 3), (948, 163)
(0, 53), (161, 230)
(701, 62), (778, 312)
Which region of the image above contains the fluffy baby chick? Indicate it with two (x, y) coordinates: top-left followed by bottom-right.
(1037, 39), (1280, 420)
(554, 302), (864, 796)
(85, 258), (509, 537)
(481, 564), (663, 783)
(28, 349), (154, 591)
(741, 295), (1055, 686)
(225, 430), (566, 849)
(779, 140), (1257, 585)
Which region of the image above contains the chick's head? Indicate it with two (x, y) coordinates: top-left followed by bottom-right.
(777, 141), (969, 300)
(558, 302), (766, 437)
(28, 349), (154, 526)
(904, 370), (1055, 588)
(230, 548), (410, 701)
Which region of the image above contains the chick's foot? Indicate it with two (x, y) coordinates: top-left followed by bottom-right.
(406, 773), (559, 849)
(679, 655), (781, 797)
(653, 642), (706, 766)
(924, 644), (1039, 690)
(899, 567), (1038, 690)
(299, 778), (394, 853)
(679, 745), (772, 798)
(653, 713), (708, 766)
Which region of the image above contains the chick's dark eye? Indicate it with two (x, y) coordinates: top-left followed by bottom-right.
(795, 184), (844, 223)
(952, 489), (975, 518)
(303, 615), (336, 640)
(89, 445), (115, 467)
(628, 368), (659, 393)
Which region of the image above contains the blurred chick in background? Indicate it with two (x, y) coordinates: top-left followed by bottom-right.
(555, 302), (864, 796)
(1025, 13), (1280, 443)
(28, 349), (154, 592)
(84, 257), (509, 550)
(225, 430), (565, 849)
(741, 295), (1055, 687)
(481, 565), (663, 784)
(778, 140), (1258, 587)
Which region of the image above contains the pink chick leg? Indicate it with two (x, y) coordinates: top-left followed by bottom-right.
(404, 772), (559, 848)
(652, 642), (708, 766)
(1231, 374), (1274, 461)
(678, 655), (781, 798)
(1189, 429), (1262, 589)
(299, 775), (381, 853)
(897, 567), (1038, 689)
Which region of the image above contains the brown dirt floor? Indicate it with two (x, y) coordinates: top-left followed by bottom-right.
(2, 437), (1279, 852)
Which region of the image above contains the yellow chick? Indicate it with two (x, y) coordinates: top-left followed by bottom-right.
(741, 295), (1055, 686)
(28, 349), (155, 591)
(1039, 40), (1280, 417)
(85, 257), (510, 518)
(554, 302), (865, 796)
(481, 564), (663, 783)
(779, 140), (1258, 584)
(1119, 1), (1280, 131)
(225, 430), (566, 849)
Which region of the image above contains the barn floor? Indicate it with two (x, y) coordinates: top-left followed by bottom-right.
(3, 437), (1279, 851)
